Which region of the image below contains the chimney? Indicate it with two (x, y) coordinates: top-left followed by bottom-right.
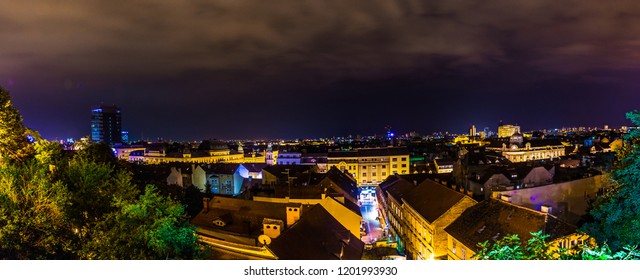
(286, 206), (301, 227)
(203, 197), (210, 213)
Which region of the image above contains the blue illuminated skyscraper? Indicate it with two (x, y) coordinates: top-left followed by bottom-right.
(91, 105), (122, 146)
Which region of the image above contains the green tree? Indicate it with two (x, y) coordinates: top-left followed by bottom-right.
(473, 231), (640, 260)
(81, 185), (200, 259)
(0, 86), (34, 164)
(582, 110), (640, 251)
(474, 231), (555, 260)
(0, 161), (74, 259)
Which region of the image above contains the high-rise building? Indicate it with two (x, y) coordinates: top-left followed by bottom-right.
(498, 124), (521, 138)
(469, 125), (476, 136)
(91, 105), (122, 146)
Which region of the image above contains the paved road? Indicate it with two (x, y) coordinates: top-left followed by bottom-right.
(360, 199), (384, 244)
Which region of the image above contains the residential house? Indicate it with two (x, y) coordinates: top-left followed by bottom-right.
(382, 176), (477, 260)
(268, 204), (364, 260)
(444, 198), (587, 260)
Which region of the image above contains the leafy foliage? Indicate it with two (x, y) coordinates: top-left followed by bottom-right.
(474, 231), (640, 260)
(81, 185), (200, 260)
(0, 87), (201, 259)
(474, 231), (555, 260)
(0, 86), (34, 163)
(0, 161), (74, 259)
(581, 110), (640, 251)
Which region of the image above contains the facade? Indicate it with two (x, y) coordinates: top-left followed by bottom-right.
(486, 137), (566, 163)
(276, 152), (302, 165)
(328, 147), (410, 186)
(128, 148), (247, 164)
(90, 105), (122, 146)
(497, 124), (520, 138)
(434, 158), (454, 174)
(382, 177), (477, 260)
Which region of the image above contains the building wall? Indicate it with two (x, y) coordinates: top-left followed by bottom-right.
(127, 152), (246, 164)
(493, 175), (604, 225)
(167, 167), (183, 187)
(432, 197), (477, 259)
(497, 125), (520, 138)
(328, 154), (410, 186)
(447, 235), (474, 260)
(191, 166), (207, 192)
(503, 146), (565, 163)
(522, 166), (553, 187)
(276, 152), (302, 165)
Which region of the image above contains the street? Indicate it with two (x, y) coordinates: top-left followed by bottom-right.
(360, 196), (384, 244)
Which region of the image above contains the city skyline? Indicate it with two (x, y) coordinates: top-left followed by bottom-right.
(2, 1), (640, 140)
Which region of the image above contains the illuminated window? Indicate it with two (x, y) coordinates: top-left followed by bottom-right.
(372, 166), (376, 169)
(452, 241), (457, 254)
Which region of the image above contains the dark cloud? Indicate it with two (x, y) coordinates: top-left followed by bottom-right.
(1, 0), (639, 140)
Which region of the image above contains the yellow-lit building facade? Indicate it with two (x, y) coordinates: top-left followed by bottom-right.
(498, 124), (521, 138)
(328, 147), (410, 186)
(487, 141), (566, 163)
(383, 179), (477, 260)
(128, 149), (262, 164)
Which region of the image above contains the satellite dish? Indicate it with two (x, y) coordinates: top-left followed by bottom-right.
(258, 235), (272, 246)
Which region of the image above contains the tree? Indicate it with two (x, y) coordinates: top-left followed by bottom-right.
(473, 231), (640, 260)
(582, 110), (640, 251)
(0, 86), (34, 164)
(474, 231), (555, 260)
(80, 185), (200, 259)
(0, 161), (74, 259)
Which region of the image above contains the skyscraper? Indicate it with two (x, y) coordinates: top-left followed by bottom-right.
(91, 105), (122, 146)
(469, 124), (476, 136)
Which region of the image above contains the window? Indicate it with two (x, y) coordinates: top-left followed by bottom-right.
(382, 172), (386, 176)
(401, 164), (407, 168)
(401, 157), (407, 161)
(372, 165), (376, 169)
(392, 158), (398, 162)
(362, 166), (367, 170)
(452, 241), (457, 254)
(462, 249), (466, 260)
(362, 173), (367, 177)
(382, 165), (386, 168)
(372, 172), (376, 176)
(392, 164), (397, 168)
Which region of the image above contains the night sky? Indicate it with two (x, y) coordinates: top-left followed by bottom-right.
(2, 1), (640, 141)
